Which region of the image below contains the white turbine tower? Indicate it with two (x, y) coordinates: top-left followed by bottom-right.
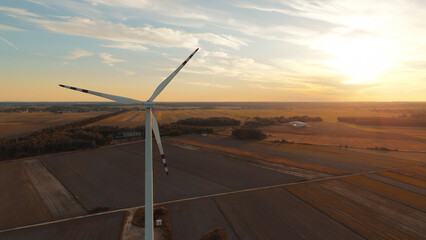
(59, 48), (199, 240)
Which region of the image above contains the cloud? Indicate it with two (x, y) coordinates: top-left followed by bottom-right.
(183, 55), (279, 82)
(201, 51), (230, 58)
(101, 42), (148, 51)
(0, 6), (38, 17)
(30, 17), (246, 49)
(236, 1), (426, 53)
(196, 33), (248, 50)
(116, 68), (135, 75)
(0, 35), (18, 49)
(99, 52), (125, 66)
(185, 81), (231, 89)
(88, 0), (210, 21)
(63, 49), (93, 60)
(0, 24), (22, 31)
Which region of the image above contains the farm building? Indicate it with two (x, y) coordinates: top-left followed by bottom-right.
(289, 121), (307, 128)
(113, 130), (142, 139)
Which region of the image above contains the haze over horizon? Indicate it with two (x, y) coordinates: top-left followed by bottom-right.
(1, 0), (425, 102)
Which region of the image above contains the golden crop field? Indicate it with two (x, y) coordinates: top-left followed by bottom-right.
(0, 112), (108, 138)
(90, 105), (400, 127)
(90, 108), (246, 127)
(260, 122), (426, 152)
(87, 103), (425, 152)
(3, 102), (424, 153)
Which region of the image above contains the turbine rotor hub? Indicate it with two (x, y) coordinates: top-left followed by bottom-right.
(144, 101), (154, 109)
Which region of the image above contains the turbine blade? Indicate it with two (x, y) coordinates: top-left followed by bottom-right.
(59, 84), (143, 104)
(152, 114), (168, 175)
(148, 48), (199, 102)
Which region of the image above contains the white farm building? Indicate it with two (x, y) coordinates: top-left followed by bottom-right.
(289, 121), (307, 128)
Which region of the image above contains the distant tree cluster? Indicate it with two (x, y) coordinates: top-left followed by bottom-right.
(0, 105), (123, 113)
(159, 124), (213, 136)
(0, 111), (216, 161)
(337, 115), (426, 127)
(243, 115), (322, 127)
(177, 117), (241, 126)
(367, 146), (398, 151)
(0, 111), (126, 161)
(232, 128), (267, 140)
(0, 126), (118, 160)
(45, 105), (123, 113)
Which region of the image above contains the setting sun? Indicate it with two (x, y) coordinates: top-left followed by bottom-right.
(328, 38), (395, 84)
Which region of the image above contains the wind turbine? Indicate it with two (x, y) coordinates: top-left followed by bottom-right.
(59, 48), (199, 240)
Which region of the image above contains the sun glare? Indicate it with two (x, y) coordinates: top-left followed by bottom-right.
(328, 39), (395, 84)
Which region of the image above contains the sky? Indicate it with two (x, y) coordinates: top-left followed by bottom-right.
(0, 0), (425, 102)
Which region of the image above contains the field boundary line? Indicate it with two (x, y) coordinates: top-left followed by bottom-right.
(1, 161), (424, 234)
(2, 134), (424, 165)
(39, 159), (89, 212)
(211, 198), (243, 240)
(0, 140), (146, 165)
(280, 187), (368, 239)
(168, 137), (350, 175)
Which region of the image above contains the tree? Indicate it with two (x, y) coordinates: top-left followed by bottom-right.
(232, 128), (267, 140)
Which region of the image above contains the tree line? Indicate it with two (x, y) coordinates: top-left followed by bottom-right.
(0, 111), (127, 160)
(0, 112), (214, 161)
(337, 115), (426, 127)
(177, 117), (241, 126)
(243, 115), (322, 127)
(232, 128), (266, 140)
(0, 114), (327, 161)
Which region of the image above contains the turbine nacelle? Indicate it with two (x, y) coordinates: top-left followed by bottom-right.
(144, 101), (155, 109)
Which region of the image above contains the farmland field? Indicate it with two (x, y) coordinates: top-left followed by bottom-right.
(0, 112), (108, 138)
(89, 108), (244, 127)
(90, 102), (405, 127)
(1, 102), (425, 153)
(285, 177), (426, 239)
(87, 102), (426, 152)
(41, 139), (302, 211)
(343, 175), (426, 211)
(260, 122), (426, 152)
(0, 212), (126, 240)
(0, 159), (85, 230)
(0, 133), (424, 239)
(212, 187), (364, 240)
(1, 102), (425, 239)
(175, 134), (421, 173)
(168, 198), (240, 240)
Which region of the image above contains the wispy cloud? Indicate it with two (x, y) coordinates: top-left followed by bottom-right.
(185, 81), (231, 89)
(196, 33), (248, 50)
(190, 57), (274, 79)
(30, 17), (246, 49)
(99, 52), (125, 66)
(101, 42), (148, 51)
(201, 51), (230, 58)
(0, 35), (18, 49)
(63, 49), (93, 60)
(0, 24), (22, 31)
(116, 68), (135, 75)
(0, 6), (38, 17)
(88, 0), (210, 21)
